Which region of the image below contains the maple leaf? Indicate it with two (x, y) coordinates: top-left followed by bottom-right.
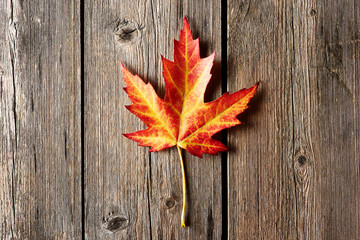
(121, 17), (258, 228)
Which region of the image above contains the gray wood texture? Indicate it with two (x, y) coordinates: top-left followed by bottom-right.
(84, 0), (222, 239)
(0, 0), (359, 239)
(0, 0), (81, 239)
(228, 0), (360, 239)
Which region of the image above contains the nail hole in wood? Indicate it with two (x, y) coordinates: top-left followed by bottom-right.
(164, 197), (176, 209)
(113, 19), (144, 46)
(297, 155), (307, 166)
(102, 215), (129, 232)
(310, 9), (317, 16)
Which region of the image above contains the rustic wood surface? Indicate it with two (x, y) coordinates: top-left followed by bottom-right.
(84, 1), (222, 239)
(0, 0), (81, 239)
(0, 0), (359, 239)
(228, 0), (359, 239)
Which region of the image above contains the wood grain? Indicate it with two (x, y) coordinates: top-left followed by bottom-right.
(0, 0), (358, 239)
(148, 2), (222, 239)
(227, 1), (296, 239)
(227, 0), (359, 239)
(0, 0), (81, 239)
(292, 1), (360, 239)
(84, 0), (222, 239)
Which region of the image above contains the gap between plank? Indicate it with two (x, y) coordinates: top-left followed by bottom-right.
(221, 0), (228, 239)
(80, 0), (85, 239)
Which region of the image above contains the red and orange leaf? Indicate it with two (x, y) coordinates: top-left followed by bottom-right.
(122, 65), (178, 151)
(122, 17), (258, 158)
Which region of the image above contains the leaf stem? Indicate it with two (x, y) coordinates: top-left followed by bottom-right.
(176, 144), (187, 228)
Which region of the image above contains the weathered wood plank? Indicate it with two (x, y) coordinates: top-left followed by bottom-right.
(147, 2), (222, 239)
(0, 0), (81, 239)
(292, 1), (360, 239)
(84, 0), (222, 239)
(227, 1), (296, 239)
(228, 0), (359, 239)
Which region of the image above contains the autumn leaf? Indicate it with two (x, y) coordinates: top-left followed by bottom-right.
(121, 17), (258, 228)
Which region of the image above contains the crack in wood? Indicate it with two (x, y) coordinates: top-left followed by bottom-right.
(244, 0), (251, 19)
(7, 1), (19, 235)
(206, 207), (214, 240)
(11, 153), (16, 232)
(290, 2), (300, 239)
(64, 130), (67, 160)
(33, 144), (37, 173)
(0, 72), (3, 100)
(9, 44), (17, 149)
(147, 154), (153, 239)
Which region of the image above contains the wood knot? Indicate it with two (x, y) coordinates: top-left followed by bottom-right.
(309, 9), (317, 16)
(164, 197), (176, 209)
(297, 155), (307, 166)
(102, 215), (129, 232)
(112, 19), (144, 46)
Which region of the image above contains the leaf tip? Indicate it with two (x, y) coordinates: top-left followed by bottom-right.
(122, 133), (131, 139)
(120, 62), (126, 70)
(183, 16), (189, 25)
(120, 62), (129, 76)
(249, 82), (260, 96)
(181, 16), (192, 38)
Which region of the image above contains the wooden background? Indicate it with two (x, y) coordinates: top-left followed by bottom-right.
(0, 0), (359, 239)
